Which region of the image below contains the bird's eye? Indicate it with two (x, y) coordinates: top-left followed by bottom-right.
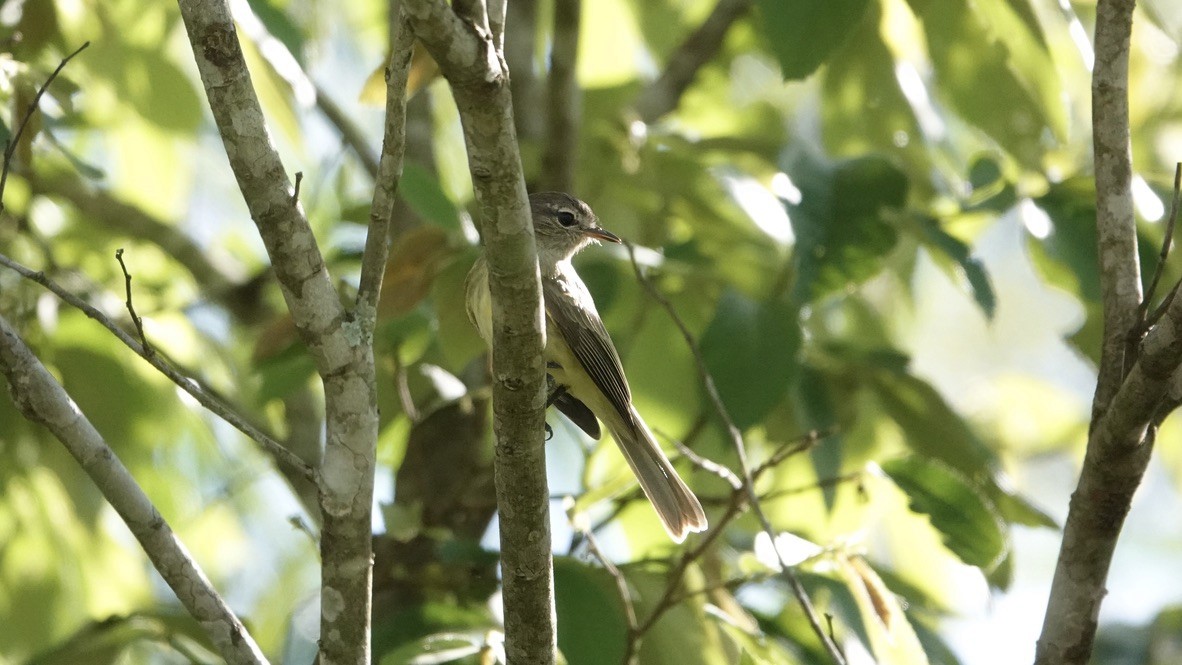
(556, 211), (578, 227)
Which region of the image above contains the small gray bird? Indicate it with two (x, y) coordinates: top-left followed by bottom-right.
(465, 192), (708, 542)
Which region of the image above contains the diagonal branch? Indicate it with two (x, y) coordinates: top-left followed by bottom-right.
(624, 243), (845, 663)
(633, 0), (752, 123)
(0, 252), (314, 481)
(175, 1), (380, 663)
(0, 313), (267, 665)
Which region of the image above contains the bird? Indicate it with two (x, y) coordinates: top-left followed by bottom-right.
(465, 192), (708, 542)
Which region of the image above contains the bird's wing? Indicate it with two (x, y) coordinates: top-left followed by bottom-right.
(552, 390), (602, 439)
(543, 274), (635, 429)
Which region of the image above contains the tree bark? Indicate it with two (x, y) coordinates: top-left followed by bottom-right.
(404, 1), (555, 663)
(1035, 2), (1155, 663)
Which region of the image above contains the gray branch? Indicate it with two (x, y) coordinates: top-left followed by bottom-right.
(539, 0), (580, 193)
(404, 1), (555, 663)
(175, 1), (382, 662)
(1035, 1), (1157, 663)
(634, 0), (753, 123)
(0, 313), (267, 665)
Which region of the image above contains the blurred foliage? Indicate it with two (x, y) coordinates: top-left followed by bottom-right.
(0, 0), (1181, 663)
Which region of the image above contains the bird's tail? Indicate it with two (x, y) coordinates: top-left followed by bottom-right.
(608, 407), (708, 542)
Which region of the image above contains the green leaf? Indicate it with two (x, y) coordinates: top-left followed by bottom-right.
(910, 214), (996, 318)
(246, 0), (305, 63)
(1031, 177), (1102, 301)
(757, 0), (871, 80)
(905, 0), (1066, 165)
(836, 555), (931, 664)
(400, 164), (464, 231)
(787, 153), (906, 304)
(700, 290), (800, 430)
(870, 368), (998, 478)
(255, 346), (317, 401)
(882, 456), (1008, 570)
(794, 365), (841, 509)
(554, 557), (629, 665)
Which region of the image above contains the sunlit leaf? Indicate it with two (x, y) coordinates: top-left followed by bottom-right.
(554, 557), (628, 665)
(786, 153), (906, 304)
(399, 165), (463, 231)
(905, 0), (1065, 165)
(378, 226), (457, 319)
(837, 555), (931, 664)
(700, 290), (800, 430)
(882, 456), (1007, 571)
(870, 369), (997, 478)
(909, 214), (996, 318)
(757, 0), (871, 80)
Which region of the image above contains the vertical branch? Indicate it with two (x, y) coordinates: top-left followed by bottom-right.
(539, 0), (581, 193)
(0, 315), (266, 665)
(357, 7), (414, 325)
(506, 0), (543, 145)
(1036, 2), (1165, 664)
(1089, 0), (1142, 417)
(404, 1), (555, 663)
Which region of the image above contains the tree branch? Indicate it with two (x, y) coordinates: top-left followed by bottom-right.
(625, 243), (845, 664)
(404, 1), (554, 663)
(633, 0), (752, 123)
(538, 0), (580, 192)
(357, 6), (414, 328)
(0, 252), (314, 481)
(0, 313), (267, 665)
(505, 0), (542, 144)
(175, 1), (380, 662)
(1036, 3), (1158, 662)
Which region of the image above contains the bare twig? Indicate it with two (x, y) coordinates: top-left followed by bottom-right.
(624, 242), (846, 664)
(357, 7), (414, 326)
(539, 0), (580, 192)
(314, 85), (381, 177)
(0, 313), (267, 665)
(114, 248), (153, 358)
(580, 525), (639, 664)
(634, 0), (752, 123)
(1142, 163), (1182, 328)
(291, 171), (304, 204)
(0, 253), (316, 482)
(0, 42), (90, 212)
(669, 437), (742, 490)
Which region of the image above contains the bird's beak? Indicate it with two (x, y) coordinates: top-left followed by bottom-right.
(584, 227), (621, 244)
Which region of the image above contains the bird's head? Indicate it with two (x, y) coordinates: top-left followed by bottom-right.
(530, 192), (620, 264)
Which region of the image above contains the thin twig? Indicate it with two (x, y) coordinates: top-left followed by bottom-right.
(624, 242), (846, 664)
(0, 253), (316, 482)
(580, 525), (639, 663)
(114, 249), (153, 358)
(1142, 163), (1182, 328)
(292, 171), (304, 204)
(0, 313), (267, 665)
(668, 437), (742, 490)
(0, 42), (90, 213)
(356, 6), (414, 325)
